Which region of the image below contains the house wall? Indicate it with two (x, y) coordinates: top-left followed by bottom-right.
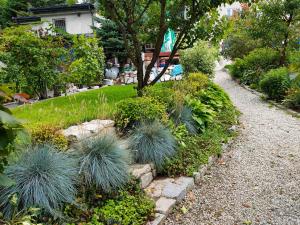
(218, 2), (242, 17)
(32, 12), (94, 35)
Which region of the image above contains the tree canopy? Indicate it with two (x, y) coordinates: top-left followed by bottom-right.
(98, 0), (232, 93)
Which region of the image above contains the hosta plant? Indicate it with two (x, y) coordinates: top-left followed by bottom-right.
(0, 145), (77, 218)
(129, 120), (177, 170)
(78, 135), (130, 192)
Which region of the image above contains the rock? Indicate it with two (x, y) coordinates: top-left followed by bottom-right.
(198, 165), (207, 175)
(145, 178), (175, 199)
(140, 172), (153, 189)
(62, 125), (91, 142)
(162, 182), (186, 201)
(155, 197), (176, 215)
(176, 177), (195, 192)
(129, 164), (152, 178)
(147, 213), (166, 225)
(193, 172), (202, 184)
(228, 125), (237, 132)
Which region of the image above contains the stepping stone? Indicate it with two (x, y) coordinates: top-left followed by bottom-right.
(147, 213), (166, 225)
(140, 172), (153, 188)
(155, 197), (176, 215)
(145, 178), (175, 199)
(162, 182), (186, 201)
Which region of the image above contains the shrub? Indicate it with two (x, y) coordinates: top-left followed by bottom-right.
(185, 96), (216, 133)
(283, 87), (300, 110)
(78, 135), (130, 192)
(92, 191), (154, 225)
(114, 97), (168, 131)
(197, 83), (232, 112)
(180, 41), (218, 78)
(69, 35), (105, 87)
(174, 72), (210, 96)
(143, 85), (174, 110)
(259, 67), (291, 101)
(129, 120), (177, 170)
(229, 48), (280, 85)
(0, 145), (77, 218)
(162, 125), (225, 176)
(31, 125), (68, 150)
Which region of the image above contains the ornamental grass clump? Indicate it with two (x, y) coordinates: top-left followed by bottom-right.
(78, 135), (130, 192)
(129, 120), (177, 170)
(0, 145), (78, 219)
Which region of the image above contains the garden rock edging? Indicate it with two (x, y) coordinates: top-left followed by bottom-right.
(61, 119), (238, 225)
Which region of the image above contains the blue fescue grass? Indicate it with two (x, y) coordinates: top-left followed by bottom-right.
(129, 120), (177, 170)
(176, 106), (198, 134)
(0, 145), (78, 219)
(78, 135), (130, 192)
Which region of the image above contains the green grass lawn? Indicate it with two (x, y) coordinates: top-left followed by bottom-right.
(12, 85), (136, 130)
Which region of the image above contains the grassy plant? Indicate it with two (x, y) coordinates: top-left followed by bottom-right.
(174, 106), (197, 134)
(78, 135), (130, 192)
(129, 121), (177, 170)
(12, 85), (135, 130)
(0, 145), (78, 218)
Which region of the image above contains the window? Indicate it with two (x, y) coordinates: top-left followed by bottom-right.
(53, 18), (66, 32)
(226, 8), (233, 16)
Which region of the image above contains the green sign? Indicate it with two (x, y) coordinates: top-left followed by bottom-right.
(161, 29), (176, 52)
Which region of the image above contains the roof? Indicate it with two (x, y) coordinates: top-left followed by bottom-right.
(13, 16), (41, 24)
(30, 3), (95, 15)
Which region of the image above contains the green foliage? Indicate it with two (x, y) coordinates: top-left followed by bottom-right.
(228, 48), (280, 85)
(30, 125), (68, 151)
(114, 97), (168, 131)
(0, 26), (67, 99)
(163, 125), (226, 177)
(0, 145), (77, 218)
(129, 120), (177, 170)
(92, 191), (154, 225)
(174, 106), (197, 134)
(259, 67), (291, 101)
(13, 85), (136, 130)
(69, 35), (105, 87)
(185, 96), (216, 133)
(283, 87), (300, 110)
(180, 41), (218, 77)
(94, 18), (127, 62)
(78, 135), (130, 192)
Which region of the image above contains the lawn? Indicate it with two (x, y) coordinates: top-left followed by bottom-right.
(12, 85), (136, 130)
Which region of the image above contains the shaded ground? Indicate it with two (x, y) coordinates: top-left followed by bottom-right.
(164, 69), (300, 225)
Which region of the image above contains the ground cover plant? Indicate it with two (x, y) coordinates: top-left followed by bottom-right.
(12, 85), (136, 130)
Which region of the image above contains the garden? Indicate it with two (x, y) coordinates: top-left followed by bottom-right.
(0, 31), (239, 224)
(223, 0), (300, 111)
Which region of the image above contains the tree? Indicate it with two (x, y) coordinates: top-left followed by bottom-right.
(94, 18), (127, 64)
(98, 0), (232, 94)
(0, 26), (67, 99)
(68, 35), (105, 87)
(247, 0), (300, 65)
(27, 0), (67, 8)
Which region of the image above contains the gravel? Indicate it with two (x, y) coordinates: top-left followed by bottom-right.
(164, 69), (300, 225)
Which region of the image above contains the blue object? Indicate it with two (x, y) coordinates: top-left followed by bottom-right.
(171, 64), (183, 76)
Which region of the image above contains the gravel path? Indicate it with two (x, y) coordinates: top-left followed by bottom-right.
(164, 69), (300, 225)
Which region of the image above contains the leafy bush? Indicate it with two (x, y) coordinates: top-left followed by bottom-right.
(185, 96), (216, 133)
(163, 125), (225, 176)
(259, 67), (291, 101)
(114, 97), (168, 131)
(78, 135), (130, 192)
(197, 83), (232, 112)
(69, 35), (105, 87)
(0, 145), (77, 218)
(31, 125), (68, 150)
(92, 191), (154, 225)
(129, 120), (177, 170)
(228, 48), (280, 85)
(283, 87), (300, 110)
(180, 41), (218, 78)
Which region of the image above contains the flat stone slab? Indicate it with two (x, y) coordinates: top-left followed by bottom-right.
(155, 197), (176, 215)
(162, 182), (186, 201)
(145, 178), (175, 199)
(147, 213), (166, 225)
(62, 119), (115, 142)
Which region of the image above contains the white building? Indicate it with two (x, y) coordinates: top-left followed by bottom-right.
(218, 2), (243, 17)
(15, 3), (96, 35)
